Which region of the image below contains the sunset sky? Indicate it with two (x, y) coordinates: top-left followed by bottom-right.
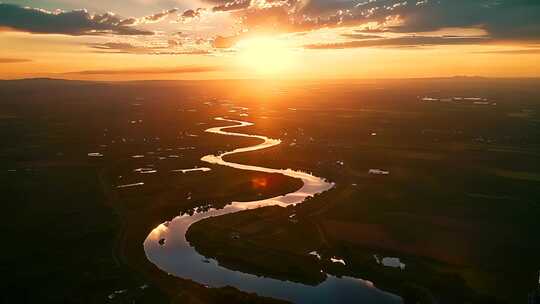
(1, 0), (539, 80)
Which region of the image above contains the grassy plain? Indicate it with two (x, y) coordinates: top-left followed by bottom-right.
(1, 78), (539, 303)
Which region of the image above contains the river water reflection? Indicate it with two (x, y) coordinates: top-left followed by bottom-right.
(144, 118), (402, 304)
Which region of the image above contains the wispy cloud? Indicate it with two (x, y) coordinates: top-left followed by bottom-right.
(472, 48), (540, 55)
(305, 35), (490, 49)
(340, 33), (383, 40)
(66, 66), (224, 75)
(89, 42), (162, 54)
(119, 8), (180, 26)
(0, 58), (32, 63)
(88, 41), (211, 55)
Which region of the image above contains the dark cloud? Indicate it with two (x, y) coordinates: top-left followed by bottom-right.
(354, 0), (538, 42)
(66, 66), (223, 75)
(182, 9), (199, 18)
(299, 0), (354, 16)
(173, 32), (190, 38)
(212, 0), (251, 12)
(305, 35), (490, 49)
(0, 3), (153, 36)
(214, 0), (540, 43)
(181, 8), (206, 21)
(4, 0), (539, 52)
(385, 0), (540, 40)
(0, 58), (32, 63)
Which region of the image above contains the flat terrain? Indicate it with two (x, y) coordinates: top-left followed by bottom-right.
(0, 79), (296, 303)
(1, 78), (539, 303)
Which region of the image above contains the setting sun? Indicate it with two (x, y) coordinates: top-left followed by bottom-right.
(235, 37), (296, 75)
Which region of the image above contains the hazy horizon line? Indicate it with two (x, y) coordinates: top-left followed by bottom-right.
(2, 75), (540, 83)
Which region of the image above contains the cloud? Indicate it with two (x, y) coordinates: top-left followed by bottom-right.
(212, 35), (241, 48)
(168, 39), (182, 47)
(66, 66), (223, 75)
(88, 42), (156, 54)
(305, 35), (490, 49)
(357, 28), (390, 33)
(0, 3), (153, 36)
(212, 0), (251, 12)
(299, 0), (353, 15)
(180, 8), (206, 21)
(88, 42), (211, 55)
(338, 0), (540, 41)
(142, 8), (179, 23)
(120, 8), (179, 25)
(204, 0), (540, 43)
(0, 58), (32, 63)
(473, 48), (540, 55)
(381, 0), (540, 40)
(155, 50), (212, 55)
(341, 33), (383, 40)
(4, 0), (539, 54)
(182, 9), (200, 18)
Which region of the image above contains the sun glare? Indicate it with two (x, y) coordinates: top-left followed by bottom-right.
(236, 37), (296, 75)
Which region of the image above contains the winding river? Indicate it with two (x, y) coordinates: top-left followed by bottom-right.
(144, 117), (401, 304)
